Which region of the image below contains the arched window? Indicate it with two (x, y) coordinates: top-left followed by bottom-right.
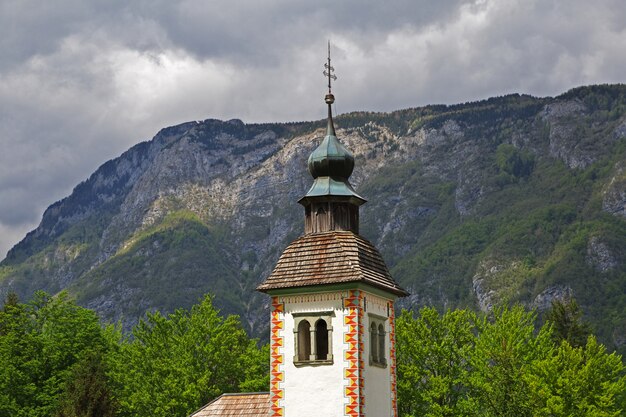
(293, 313), (334, 365)
(378, 323), (386, 365)
(315, 206), (328, 232)
(370, 322), (378, 363)
(369, 317), (387, 367)
(315, 319), (329, 360)
(297, 320), (311, 361)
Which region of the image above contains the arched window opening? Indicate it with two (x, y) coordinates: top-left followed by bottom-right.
(293, 314), (334, 366)
(304, 205), (312, 233)
(378, 323), (386, 364)
(370, 322), (378, 363)
(315, 319), (329, 360)
(315, 205), (328, 232)
(298, 320), (311, 362)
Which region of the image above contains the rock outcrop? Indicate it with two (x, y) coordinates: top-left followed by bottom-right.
(1, 85), (625, 351)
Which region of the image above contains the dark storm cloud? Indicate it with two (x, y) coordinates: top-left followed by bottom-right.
(1, 0), (625, 258)
(145, 0), (471, 63)
(0, 0), (469, 71)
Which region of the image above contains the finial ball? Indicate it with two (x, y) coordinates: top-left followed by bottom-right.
(325, 94), (335, 104)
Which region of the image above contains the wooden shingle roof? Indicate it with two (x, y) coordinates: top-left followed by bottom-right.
(189, 392), (269, 417)
(257, 231), (408, 296)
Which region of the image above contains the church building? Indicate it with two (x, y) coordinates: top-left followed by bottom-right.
(191, 48), (408, 417)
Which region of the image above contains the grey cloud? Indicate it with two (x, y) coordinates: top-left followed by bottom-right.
(334, 0), (626, 112)
(0, 0), (131, 69)
(156, 0), (470, 62)
(1, 0), (470, 71)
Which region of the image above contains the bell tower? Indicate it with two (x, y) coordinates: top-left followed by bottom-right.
(257, 43), (408, 417)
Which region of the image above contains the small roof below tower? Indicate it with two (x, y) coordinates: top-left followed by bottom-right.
(189, 392), (269, 417)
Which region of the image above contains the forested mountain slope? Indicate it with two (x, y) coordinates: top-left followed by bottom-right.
(1, 84), (625, 351)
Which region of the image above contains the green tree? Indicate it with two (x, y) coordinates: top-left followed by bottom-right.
(109, 295), (268, 417)
(546, 299), (591, 348)
(396, 305), (626, 417)
(1, 292), (19, 312)
(469, 305), (553, 417)
(396, 308), (478, 417)
(529, 336), (626, 416)
(0, 291), (106, 417)
(55, 349), (117, 417)
(238, 342), (270, 393)
(0, 292), (37, 417)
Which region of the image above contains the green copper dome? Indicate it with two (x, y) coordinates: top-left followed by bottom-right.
(299, 93), (366, 206)
(307, 121), (355, 180)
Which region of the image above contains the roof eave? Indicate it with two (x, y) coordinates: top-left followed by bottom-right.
(297, 177), (366, 206)
(256, 280), (409, 298)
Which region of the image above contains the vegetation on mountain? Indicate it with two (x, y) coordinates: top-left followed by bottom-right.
(0, 84), (624, 353)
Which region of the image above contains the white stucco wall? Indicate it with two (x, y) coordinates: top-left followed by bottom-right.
(276, 289), (397, 417)
(362, 292), (394, 417)
(281, 293), (346, 417)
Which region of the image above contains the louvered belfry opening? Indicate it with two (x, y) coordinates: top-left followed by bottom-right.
(304, 201), (360, 234)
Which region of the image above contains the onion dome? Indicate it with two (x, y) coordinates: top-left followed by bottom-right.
(299, 93), (365, 206)
(307, 94), (355, 180)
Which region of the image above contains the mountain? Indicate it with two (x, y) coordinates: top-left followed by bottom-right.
(1, 85), (625, 351)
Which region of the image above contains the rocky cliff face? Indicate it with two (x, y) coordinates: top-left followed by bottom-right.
(1, 85), (625, 350)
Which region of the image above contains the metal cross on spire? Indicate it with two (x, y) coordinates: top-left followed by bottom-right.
(323, 41), (337, 135)
(323, 41), (337, 95)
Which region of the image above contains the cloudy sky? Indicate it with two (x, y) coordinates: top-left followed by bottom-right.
(1, 0), (625, 259)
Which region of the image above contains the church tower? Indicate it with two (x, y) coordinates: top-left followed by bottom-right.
(257, 45), (408, 417)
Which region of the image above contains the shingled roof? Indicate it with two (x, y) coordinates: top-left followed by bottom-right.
(189, 393), (269, 417)
(257, 231), (408, 296)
